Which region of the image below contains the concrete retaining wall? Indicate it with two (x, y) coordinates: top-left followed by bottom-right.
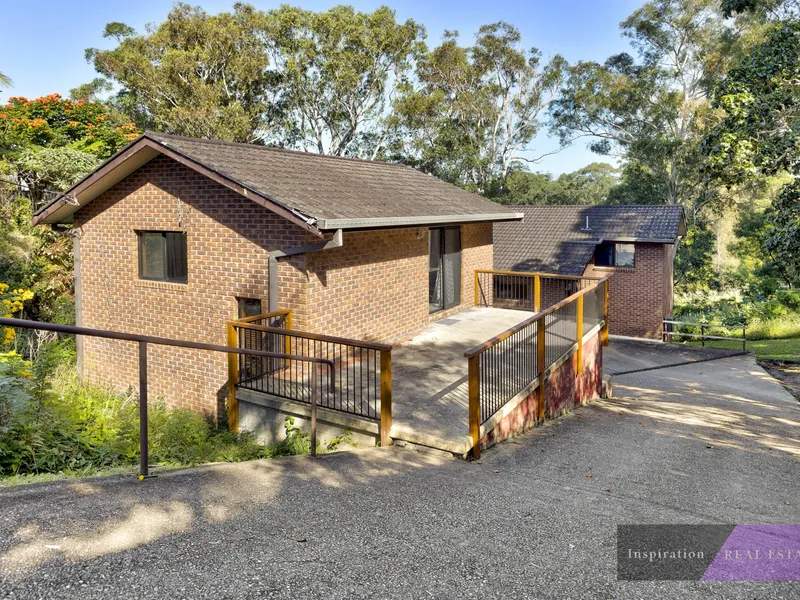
(237, 388), (379, 448)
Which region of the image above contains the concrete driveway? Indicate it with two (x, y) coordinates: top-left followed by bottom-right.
(0, 341), (797, 598)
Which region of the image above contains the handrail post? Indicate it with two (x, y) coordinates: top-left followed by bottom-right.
(536, 316), (546, 421)
(468, 354), (480, 459)
(474, 271), (480, 306)
(138, 341), (149, 478)
(227, 323), (239, 433)
(576, 294), (584, 376)
(601, 279), (609, 347)
(380, 349), (392, 447)
(284, 309), (293, 368)
(534, 275), (541, 312)
(310, 361), (318, 458)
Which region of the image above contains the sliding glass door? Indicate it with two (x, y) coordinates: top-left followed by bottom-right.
(429, 227), (461, 313)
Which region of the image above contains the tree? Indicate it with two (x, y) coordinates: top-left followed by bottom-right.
(87, 3), (280, 143)
(264, 4), (425, 157)
(0, 72), (11, 94)
(0, 94), (136, 159)
(551, 0), (740, 212)
(391, 22), (566, 194)
(703, 6), (800, 285)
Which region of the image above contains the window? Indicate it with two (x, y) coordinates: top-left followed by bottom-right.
(137, 232), (187, 283)
(595, 242), (635, 267)
(238, 298), (262, 319)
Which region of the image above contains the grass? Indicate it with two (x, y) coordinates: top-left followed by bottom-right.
(686, 336), (800, 362)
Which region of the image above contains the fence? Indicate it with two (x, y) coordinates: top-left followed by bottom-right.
(663, 318), (746, 352)
(227, 310), (393, 446)
(474, 270), (597, 313)
(465, 275), (610, 459)
(0, 317), (335, 476)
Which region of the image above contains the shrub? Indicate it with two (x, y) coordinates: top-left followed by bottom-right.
(0, 363), (314, 477)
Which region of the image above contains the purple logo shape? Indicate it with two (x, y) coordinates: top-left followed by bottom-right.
(702, 525), (800, 581)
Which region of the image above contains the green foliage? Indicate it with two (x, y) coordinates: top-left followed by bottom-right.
(496, 163), (619, 205)
(390, 22), (565, 194)
(265, 4), (425, 157)
(0, 355), (357, 478)
(0, 94), (136, 159)
(674, 222), (716, 292)
(88, 4), (278, 143)
(0, 362), (311, 477)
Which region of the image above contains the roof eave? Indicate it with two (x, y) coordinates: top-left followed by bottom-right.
(317, 213), (524, 231)
(598, 236), (677, 244)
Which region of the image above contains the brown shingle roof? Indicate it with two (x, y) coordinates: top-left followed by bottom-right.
(34, 132), (521, 230)
(494, 205), (686, 275)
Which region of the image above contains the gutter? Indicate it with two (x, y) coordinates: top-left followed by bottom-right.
(317, 212), (524, 231)
(268, 229), (344, 311)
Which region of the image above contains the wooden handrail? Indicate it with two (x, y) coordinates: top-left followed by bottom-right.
(464, 276), (610, 358)
(475, 269), (605, 281)
(228, 321), (393, 352)
(230, 308), (292, 325)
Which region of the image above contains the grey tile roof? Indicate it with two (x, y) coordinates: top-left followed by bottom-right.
(146, 132), (518, 224)
(494, 205), (685, 275)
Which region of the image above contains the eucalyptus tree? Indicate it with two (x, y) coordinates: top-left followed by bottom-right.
(262, 4), (425, 158)
(391, 22), (566, 195)
(87, 3), (279, 143)
(551, 0), (739, 212)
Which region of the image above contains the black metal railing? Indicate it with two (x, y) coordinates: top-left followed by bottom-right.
(663, 318), (747, 352)
(476, 319), (539, 423)
(0, 317), (334, 476)
(228, 307), (393, 430)
(465, 277), (610, 459)
(544, 298), (578, 369)
(475, 270), (595, 313)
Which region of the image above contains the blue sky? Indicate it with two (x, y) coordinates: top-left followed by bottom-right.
(0, 0), (642, 174)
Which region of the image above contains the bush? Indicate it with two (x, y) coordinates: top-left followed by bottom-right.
(0, 358), (318, 477)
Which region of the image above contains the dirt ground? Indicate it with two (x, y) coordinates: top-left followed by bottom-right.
(761, 360), (800, 401)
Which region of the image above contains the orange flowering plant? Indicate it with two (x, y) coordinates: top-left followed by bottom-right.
(0, 94), (139, 158)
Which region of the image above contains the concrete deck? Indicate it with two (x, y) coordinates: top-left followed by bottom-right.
(389, 307), (532, 454)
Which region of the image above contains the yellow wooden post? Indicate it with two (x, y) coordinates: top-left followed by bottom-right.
(602, 280), (610, 347)
(536, 316), (546, 420)
(474, 271), (480, 306)
(468, 354), (480, 459)
(227, 323), (239, 433)
(576, 294), (584, 376)
(380, 349), (393, 447)
(284, 309), (293, 367)
(534, 275), (541, 312)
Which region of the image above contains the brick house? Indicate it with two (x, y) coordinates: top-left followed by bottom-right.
(33, 132), (522, 419)
(494, 205), (685, 339)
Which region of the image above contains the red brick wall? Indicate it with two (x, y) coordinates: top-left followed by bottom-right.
(74, 154), (494, 416)
(480, 329), (602, 449)
(304, 223), (492, 343)
(584, 243), (668, 339)
(74, 155), (309, 417)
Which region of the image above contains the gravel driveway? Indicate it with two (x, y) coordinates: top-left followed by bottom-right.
(0, 344), (797, 599)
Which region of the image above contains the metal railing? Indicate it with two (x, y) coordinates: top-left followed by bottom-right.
(474, 270), (597, 313)
(227, 310), (393, 446)
(663, 319), (747, 352)
(0, 317), (335, 476)
(465, 275), (610, 459)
